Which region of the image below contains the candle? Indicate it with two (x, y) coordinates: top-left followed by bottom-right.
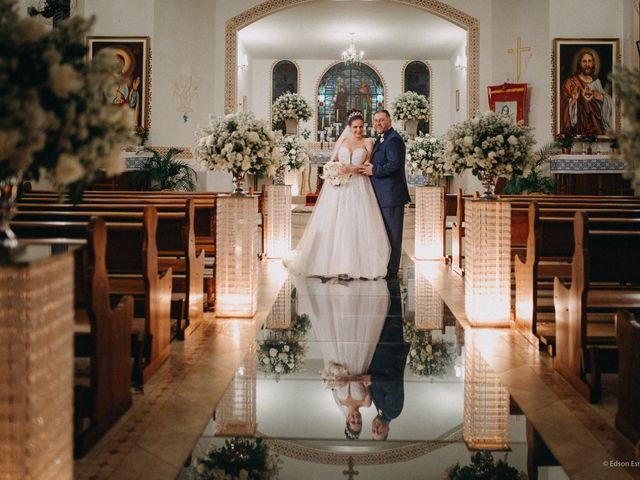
(321, 115), (324, 130)
(336, 109), (339, 122)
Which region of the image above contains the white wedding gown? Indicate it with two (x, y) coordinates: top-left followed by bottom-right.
(285, 147), (391, 279)
(294, 277), (390, 415)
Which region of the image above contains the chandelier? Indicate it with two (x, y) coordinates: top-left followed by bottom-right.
(341, 33), (364, 65)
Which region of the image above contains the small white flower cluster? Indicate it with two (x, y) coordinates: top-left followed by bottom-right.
(257, 333), (306, 381)
(194, 111), (281, 178)
(440, 111), (536, 180)
(320, 361), (349, 390)
(321, 161), (351, 187)
(272, 91), (313, 122)
(612, 66), (640, 191)
(277, 134), (309, 171)
(392, 91), (430, 121)
(406, 134), (446, 177)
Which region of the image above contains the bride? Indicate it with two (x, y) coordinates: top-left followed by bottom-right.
(285, 109), (391, 279)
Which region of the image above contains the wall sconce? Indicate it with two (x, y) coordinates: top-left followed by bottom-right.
(455, 54), (467, 71)
(216, 195), (259, 317)
(415, 185), (444, 260)
(464, 199), (511, 327)
(238, 54), (249, 72)
(265, 184), (291, 259)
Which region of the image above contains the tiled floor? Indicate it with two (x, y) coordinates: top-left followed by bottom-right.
(75, 248), (640, 479)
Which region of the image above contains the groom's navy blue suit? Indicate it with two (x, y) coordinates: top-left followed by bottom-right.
(370, 128), (410, 276)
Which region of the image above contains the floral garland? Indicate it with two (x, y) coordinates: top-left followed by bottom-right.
(403, 319), (455, 378)
(406, 134), (446, 177)
(391, 91), (430, 121)
(272, 92), (313, 122)
(441, 111), (536, 180)
(194, 111), (281, 177)
(277, 135), (309, 171)
(0, 0), (133, 197)
(191, 437), (280, 480)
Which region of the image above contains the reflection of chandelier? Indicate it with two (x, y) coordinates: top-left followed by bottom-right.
(341, 33), (364, 65)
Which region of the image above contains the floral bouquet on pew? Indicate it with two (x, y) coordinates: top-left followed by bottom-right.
(191, 437), (280, 480)
(406, 134), (446, 181)
(321, 161), (351, 187)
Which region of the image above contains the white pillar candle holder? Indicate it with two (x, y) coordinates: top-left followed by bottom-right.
(464, 199), (511, 327)
(414, 185), (444, 260)
(216, 195), (259, 317)
(265, 184), (291, 259)
(0, 252), (74, 479)
(414, 261), (444, 330)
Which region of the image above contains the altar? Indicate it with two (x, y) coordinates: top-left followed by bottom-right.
(548, 154), (632, 195)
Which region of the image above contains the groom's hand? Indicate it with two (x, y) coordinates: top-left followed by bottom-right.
(359, 164), (373, 176)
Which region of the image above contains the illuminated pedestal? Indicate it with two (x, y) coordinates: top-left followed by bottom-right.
(265, 185), (291, 259)
(216, 195), (259, 317)
(0, 251), (74, 479)
(265, 278), (292, 329)
(414, 186), (445, 260)
(414, 261), (444, 330)
(284, 169), (300, 196)
(464, 200), (511, 327)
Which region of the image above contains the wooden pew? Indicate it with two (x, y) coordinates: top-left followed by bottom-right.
(12, 207), (173, 384)
(553, 212), (640, 402)
(615, 310), (640, 451)
(72, 218), (134, 457)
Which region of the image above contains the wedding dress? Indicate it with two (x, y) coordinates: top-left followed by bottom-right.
(285, 146), (391, 279)
(294, 277), (390, 415)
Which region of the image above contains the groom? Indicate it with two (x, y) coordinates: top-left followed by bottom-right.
(359, 110), (410, 278)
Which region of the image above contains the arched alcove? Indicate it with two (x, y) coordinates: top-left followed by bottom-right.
(403, 60), (432, 134)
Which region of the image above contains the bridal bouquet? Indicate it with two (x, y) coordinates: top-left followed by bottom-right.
(277, 134), (309, 171)
(0, 0), (133, 196)
(320, 361), (349, 390)
(257, 331), (307, 381)
(440, 111), (536, 180)
(406, 134), (446, 177)
(321, 161), (351, 187)
(272, 92), (313, 122)
(191, 437), (280, 480)
(391, 91), (430, 121)
(194, 111), (281, 177)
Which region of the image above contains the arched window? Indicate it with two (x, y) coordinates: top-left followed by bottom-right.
(272, 60), (298, 130)
(317, 63), (383, 133)
(404, 61), (431, 134)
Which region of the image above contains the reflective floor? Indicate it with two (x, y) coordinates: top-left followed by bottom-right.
(179, 261), (569, 480)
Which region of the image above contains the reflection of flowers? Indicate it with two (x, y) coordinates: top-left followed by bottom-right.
(320, 361), (349, 390)
(272, 92), (313, 122)
(444, 451), (526, 480)
(192, 437), (280, 480)
(403, 319), (454, 378)
(257, 316), (309, 382)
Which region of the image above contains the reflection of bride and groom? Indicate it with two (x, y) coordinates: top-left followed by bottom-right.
(294, 277), (409, 440)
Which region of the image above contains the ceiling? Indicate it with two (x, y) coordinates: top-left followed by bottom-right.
(238, 0), (467, 61)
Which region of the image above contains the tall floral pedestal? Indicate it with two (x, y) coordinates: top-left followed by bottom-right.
(414, 185), (445, 260)
(265, 185), (291, 259)
(414, 261), (444, 330)
(284, 169), (301, 196)
(464, 199), (511, 327)
(284, 118), (298, 135)
(463, 332), (510, 450)
(216, 195), (259, 317)
(215, 344), (257, 436)
(0, 250), (74, 479)
(265, 278), (292, 329)
(404, 119), (419, 137)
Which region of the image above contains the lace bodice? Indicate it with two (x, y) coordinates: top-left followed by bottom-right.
(338, 146), (367, 166)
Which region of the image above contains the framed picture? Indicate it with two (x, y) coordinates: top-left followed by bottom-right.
(87, 36), (151, 131)
(487, 82), (527, 125)
(552, 38), (620, 139)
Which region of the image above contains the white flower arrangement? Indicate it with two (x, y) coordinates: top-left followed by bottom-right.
(194, 111), (281, 178)
(0, 0), (133, 194)
(277, 135), (309, 171)
(321, 161), (351, 187)
(612, 66), (640, 191)
(320, 361), (349, 390)
(272, 92), (313, 122)
(257, 332), (307, 381)
(440, 111), (536, 180)
(403, 319), (455, 378)
(406, 134), (446, 177)
(391, 91), (430, 121)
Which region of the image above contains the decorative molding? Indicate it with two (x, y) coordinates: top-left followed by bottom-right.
(224, 0), (480, 117)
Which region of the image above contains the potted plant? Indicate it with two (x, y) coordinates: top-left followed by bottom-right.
(501, 143), (555, 194)
(581, 128), (597, 154)
(272, 92), (313, 134)
(444, 451), (527, 480)
(554, 130), (575, 154)
(391, 91), (430, 136)
(131, 147), (197, 191)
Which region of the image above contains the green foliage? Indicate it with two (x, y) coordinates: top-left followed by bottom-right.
(502, 143), (555, 194)
(444, 451), (527, 480)
(131, 147), (197, 191)
(193, 437), (280, 480)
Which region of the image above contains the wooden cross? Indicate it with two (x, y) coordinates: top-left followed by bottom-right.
(342, 456), (359, 479)
(507, 37), (532, 82)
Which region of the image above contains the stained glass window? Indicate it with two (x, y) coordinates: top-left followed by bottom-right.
(272, 60), (298, 131)
(317, 63), (383, 136)
(404, 61), (431, 134)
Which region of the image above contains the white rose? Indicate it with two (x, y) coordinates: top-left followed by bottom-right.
(275, 364), (284, 373)
(20, 17), (46, 43)
(269, 348), (278, 357)
(263, 357), (270, 365)
(429, 137), (437, 144)
(463, 136), (473, 147)
(55, 154), (85, 184)
(246, 131), (260, 144)
(49, 63), (83, 98)
(241, 156), (252, 171)
(507, 135), (518, 145)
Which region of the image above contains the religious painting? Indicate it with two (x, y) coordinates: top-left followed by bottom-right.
(87, 36), (150, 131)
(552, 38), (620, 139)
(271, 60), (298, 131)
(487, 83), (527, 125)
(317, 63), (383, 136)
(404, 60), (431, 134)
